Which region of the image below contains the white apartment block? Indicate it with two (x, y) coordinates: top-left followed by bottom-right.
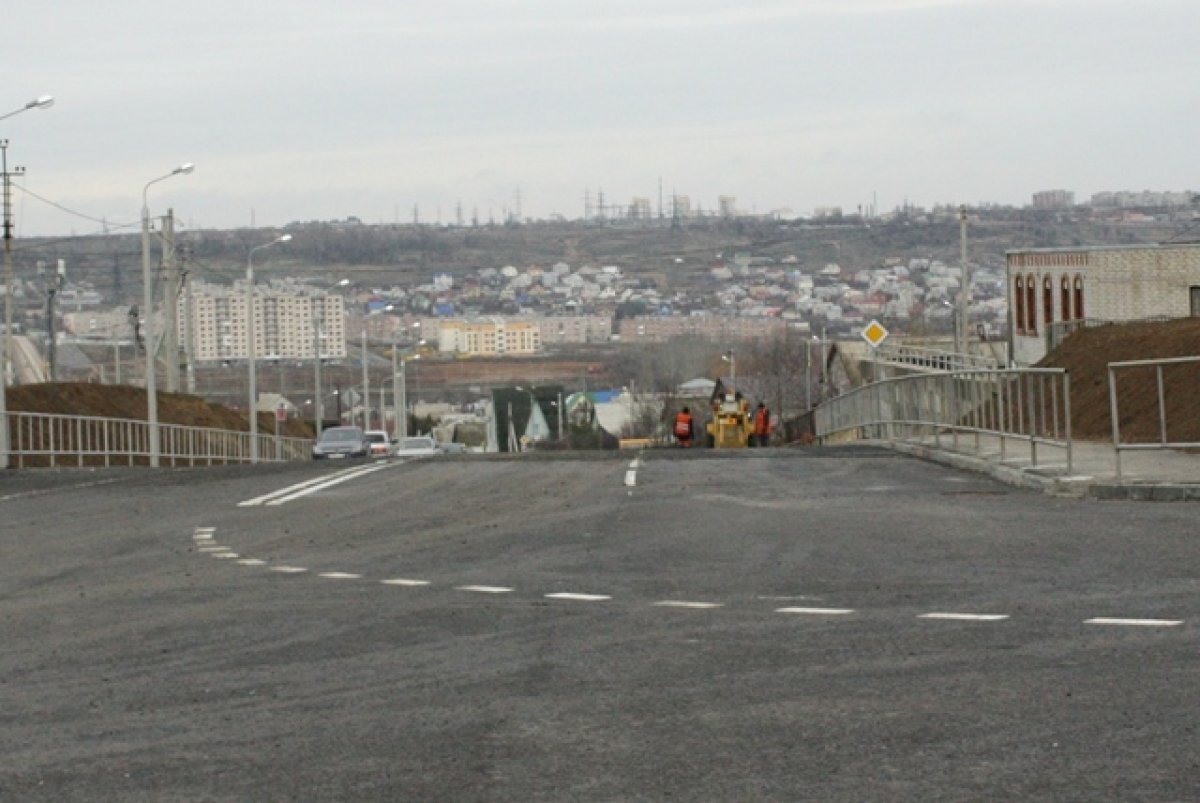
(181, 280), (348, 363)
(1006, 243), (1200, 365)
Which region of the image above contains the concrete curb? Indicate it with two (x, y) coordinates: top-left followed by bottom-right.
(876, 440), (1200, 502)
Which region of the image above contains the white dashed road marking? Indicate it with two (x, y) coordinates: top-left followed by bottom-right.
(776, 607), (856, 616)
(189, 529), (1190, 631)
(654, 601), (724, 609)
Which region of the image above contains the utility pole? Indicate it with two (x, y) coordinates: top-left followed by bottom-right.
(161, 210), (182, 392)
(957, 205), (969, 356)
(0, 141), (21, 468)
(181, 244), (196, 394)
(361, 326), (370, 429)
(45, 260), (64, 381)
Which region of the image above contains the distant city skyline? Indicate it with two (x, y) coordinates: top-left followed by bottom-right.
(6, 0), (1198, 236)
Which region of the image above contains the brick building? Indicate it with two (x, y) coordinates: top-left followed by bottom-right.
(1006, 243), (1200, 365)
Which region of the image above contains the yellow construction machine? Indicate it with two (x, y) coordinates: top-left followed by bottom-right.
(706, 390), (753, 449)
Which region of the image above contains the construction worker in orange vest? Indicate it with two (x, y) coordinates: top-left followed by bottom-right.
(753, 401), (771, 447)
(674, 406), (695, 448)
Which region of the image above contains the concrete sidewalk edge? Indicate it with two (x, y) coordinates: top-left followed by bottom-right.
(874, 440), (1200, 502)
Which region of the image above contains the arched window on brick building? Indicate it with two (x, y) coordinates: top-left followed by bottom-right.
(1073, 275), (1084, 320)
(1026, 274), (1038, 334)
(1061, 275), (1072, 321)
(1043, 276), (1054, 328)
(1015, 275), (1026, 333)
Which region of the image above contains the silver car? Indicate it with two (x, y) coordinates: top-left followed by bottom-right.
(393, 436), (441, 457)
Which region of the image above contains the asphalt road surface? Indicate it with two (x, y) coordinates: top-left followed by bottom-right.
(2, 447), (1198, 801)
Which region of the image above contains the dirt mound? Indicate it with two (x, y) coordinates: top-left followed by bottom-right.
(6, 382), (314, 438)
(1037, 318), (1200, 442)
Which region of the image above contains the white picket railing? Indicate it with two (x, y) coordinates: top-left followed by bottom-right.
(2, 410), (313, 468)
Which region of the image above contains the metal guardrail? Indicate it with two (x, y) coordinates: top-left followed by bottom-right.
(3, 411), (313, 468)
(1108, 355), (1200, 481)
(815, 368), (1072, 473)
(873, 343), (1000, 372)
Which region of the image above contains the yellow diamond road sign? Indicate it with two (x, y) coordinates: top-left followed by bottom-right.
(861, 319), (889, 348)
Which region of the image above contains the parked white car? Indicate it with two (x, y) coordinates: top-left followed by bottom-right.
(364, 430), (393, 458)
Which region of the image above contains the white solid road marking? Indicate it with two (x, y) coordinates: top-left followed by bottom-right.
(1085, 617), (1183, 627)
(919, 612), (1010, 622)
(457, 585), (513, 594)
(776, 607), (856, 615)
(237, 463), (390, 507)
(237, 559), (267, 566)
(269, 566), (309, 574)
(546, 593), (612, 602)
(381, 578), (432, 587)
(654, 600), (724, 609)
(318, 572), (362, 580)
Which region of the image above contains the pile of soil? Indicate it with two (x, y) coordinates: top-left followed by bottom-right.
(6, 383), (315, 439)
(1038, 318), (1200, 442)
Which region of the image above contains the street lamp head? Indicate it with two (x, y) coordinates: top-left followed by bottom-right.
(174, 163), (195, 176)
(277, 234), (292, 244)
(28, 95), (54, 110)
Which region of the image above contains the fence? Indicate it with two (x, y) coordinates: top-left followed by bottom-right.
(815, 367), (1072, 473)
(3, 411), (313, 468)
(1108, 355), (1200, 481)
(873, 343), (1000, 372)
(1047, 315), (1176, 353)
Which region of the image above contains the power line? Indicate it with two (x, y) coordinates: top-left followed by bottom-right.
(12, 181), (138, 231)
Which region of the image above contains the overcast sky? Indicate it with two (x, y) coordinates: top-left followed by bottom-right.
(6, 0), (1197, 236)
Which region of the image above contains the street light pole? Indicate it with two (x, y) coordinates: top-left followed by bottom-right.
(246, 234), (291, 463)
(141, 162), (193, 467)
(311, 278), (347, 439)
(0, 95), (52, 470)
(361, 325), (369, 429)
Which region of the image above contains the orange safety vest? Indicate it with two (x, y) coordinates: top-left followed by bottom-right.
(754, 407), (770, 436)
(674, 412), (693, 438)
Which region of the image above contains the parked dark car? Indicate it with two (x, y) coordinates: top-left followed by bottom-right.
(312, 426), (369, 459)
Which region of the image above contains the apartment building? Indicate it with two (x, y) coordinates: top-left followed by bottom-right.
(535, 315), (613, 345)
(181, 280), (348, 362)
(437, 317), (541, 356)
(617, 314), (787, 342)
